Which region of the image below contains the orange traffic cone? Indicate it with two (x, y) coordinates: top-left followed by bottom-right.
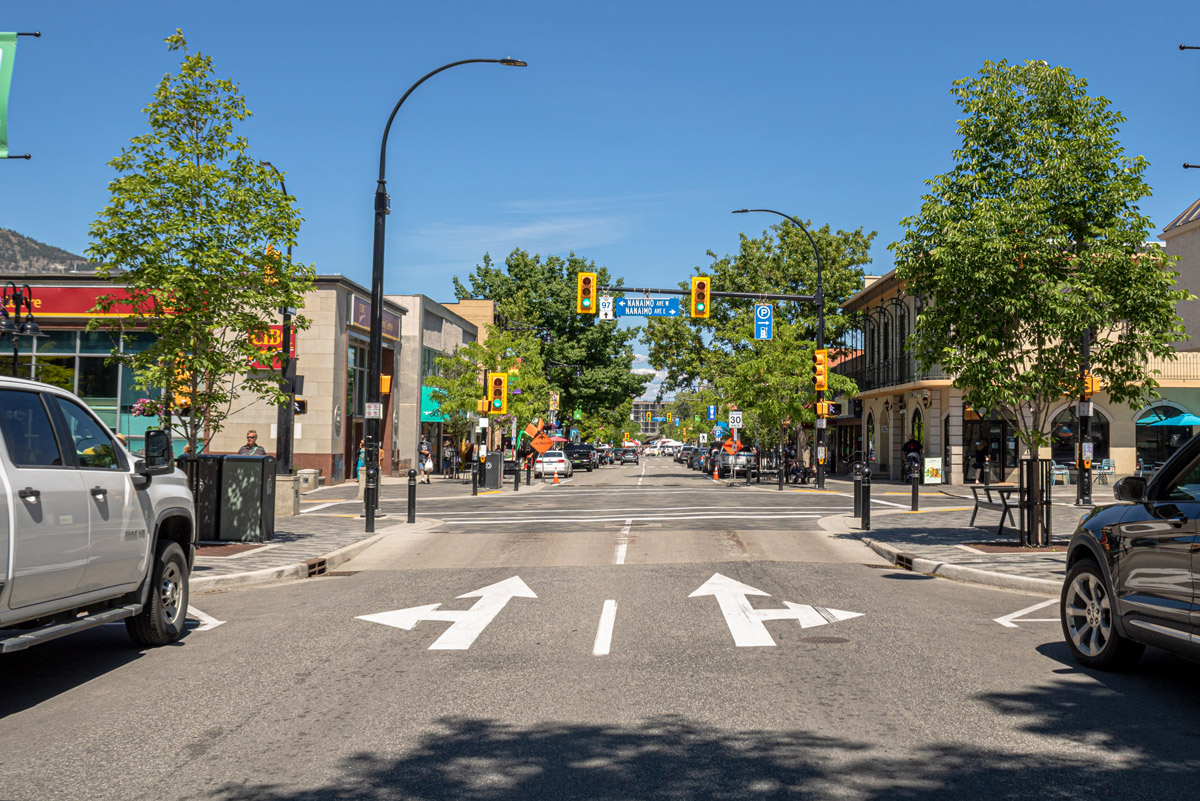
(712, 462), (719, 481)
(553, 467), (559, 484)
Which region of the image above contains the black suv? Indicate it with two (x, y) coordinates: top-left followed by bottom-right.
(564, 443), (597, 472)
(1061, 431), (1200, 670)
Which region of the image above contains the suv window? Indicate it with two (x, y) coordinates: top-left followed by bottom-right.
(1164, 454), (1200, 502)
(0, 390), (64, 467)
(49, 395), (124, 470)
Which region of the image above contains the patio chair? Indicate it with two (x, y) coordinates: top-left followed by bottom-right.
(1095, 458), (1116, 484)
(1050, 462), (1071, 485)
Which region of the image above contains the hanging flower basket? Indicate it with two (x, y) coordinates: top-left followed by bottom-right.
(131, 398), (161, 417)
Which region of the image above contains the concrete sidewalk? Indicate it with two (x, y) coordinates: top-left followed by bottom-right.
(822, 479), (1092, 597)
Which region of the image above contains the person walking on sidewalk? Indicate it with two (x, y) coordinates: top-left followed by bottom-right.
(972, 440), (990, 484)
(442, 439), (455, 479)
(418, 436), (433, 484)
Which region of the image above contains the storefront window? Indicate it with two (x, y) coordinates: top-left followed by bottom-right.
(347, 343), (367, 417)
(1050, 408), (1110, 466)
(34, 356), (76, 392)
(866, 413), (875, 463)
(963, 408), (1018, 481)
(1136, 405), (1191, 469)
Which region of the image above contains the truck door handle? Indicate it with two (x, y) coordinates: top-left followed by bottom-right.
(17, 487), (40, 499)
(90, 486), (107, 497)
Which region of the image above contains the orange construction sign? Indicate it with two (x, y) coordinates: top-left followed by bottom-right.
(524, 418), (545, 439)
(723, 439), (740, 455)
(531, 432), (554, 454)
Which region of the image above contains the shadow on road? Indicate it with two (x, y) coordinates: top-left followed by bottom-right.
(198, 663), (1200, 801)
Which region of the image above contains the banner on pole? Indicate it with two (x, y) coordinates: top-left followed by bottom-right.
(0, 33), (18, 159)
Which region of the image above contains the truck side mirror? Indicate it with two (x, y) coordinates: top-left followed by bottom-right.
(143, 429), (175, 476)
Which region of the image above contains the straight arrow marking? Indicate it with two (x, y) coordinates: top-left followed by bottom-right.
(690, 573), (863, 647)
(356, 576), (536, 650)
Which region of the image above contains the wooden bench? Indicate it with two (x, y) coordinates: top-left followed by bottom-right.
(969, 484), (1019, 537)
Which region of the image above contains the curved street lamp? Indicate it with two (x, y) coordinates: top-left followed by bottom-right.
(260, 161), (296, 476)
(364, 57), (527, 531)
(732, 208), (828, 489)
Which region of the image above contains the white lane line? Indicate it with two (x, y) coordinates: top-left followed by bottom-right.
(995, 598), (1058, 628)
(614, 518), (632, 564)
(443, 512), (824, 524)
(301, 501), (347, 514)
(638, 464), (645, 486)
(186, 606), (225, 631)
(593, 600), (618, 656)
(868, 498), (911, 509)
(431, 504), (846, 517)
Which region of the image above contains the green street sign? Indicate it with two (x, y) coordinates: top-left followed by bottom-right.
(574, 408), (582, 420)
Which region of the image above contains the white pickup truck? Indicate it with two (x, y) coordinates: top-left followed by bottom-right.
(0, 376), (196, 652)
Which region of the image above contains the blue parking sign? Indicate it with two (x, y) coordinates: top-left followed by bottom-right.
(754, 304), (773, 340)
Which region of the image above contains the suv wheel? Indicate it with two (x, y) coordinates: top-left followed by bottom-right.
(126, 540), (190, 647)
(1060, 558), (1144, 670)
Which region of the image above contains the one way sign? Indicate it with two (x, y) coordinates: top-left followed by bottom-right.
(754, 304), (773, 340)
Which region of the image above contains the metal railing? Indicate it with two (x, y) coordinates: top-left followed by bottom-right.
(835, 353), (946, 392)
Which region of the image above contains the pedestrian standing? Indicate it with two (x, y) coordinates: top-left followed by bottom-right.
(442, 439), (455, 479)
(419, 436), (433, 484)
(237, 430), (266, 456)
(972, 440), (989, 484)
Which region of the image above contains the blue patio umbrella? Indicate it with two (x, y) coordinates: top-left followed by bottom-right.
(1145, 413), (1200, 427)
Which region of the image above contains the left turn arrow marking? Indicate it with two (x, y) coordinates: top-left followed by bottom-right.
(356, 576), (537, 650)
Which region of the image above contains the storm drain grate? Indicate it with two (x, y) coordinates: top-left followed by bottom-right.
(862, 563), (896, 569)
(894, 553), (915, 571)
(305, 558), (327, 577)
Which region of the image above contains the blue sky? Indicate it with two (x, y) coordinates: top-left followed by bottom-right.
(4, 2), (1200, 399)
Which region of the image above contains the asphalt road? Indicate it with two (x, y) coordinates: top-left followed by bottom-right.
(3, 457), (1198, 800)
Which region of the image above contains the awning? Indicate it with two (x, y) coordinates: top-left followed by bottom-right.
(421, 387), (447, 423)
(1146, 413), (1200, 427)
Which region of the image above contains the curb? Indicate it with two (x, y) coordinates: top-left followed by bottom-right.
(860, 538), (1060, 597)
(192, 518), (444, 592)
(820, 511), (1060, 597)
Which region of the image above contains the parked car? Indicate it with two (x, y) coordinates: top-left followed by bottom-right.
(565, 443), (598, 472)
(1060, 430), (1200, 670)
(618, 447), (640, 465)
(534, 450), (573, 478)
(676, 445), (694, 464)
(718, 450), (756, 479)
(0, 377), (196, 653)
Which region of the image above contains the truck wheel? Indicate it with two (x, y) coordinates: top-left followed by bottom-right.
(126, 541), (190, 647)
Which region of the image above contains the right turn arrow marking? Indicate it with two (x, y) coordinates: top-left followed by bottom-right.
(689, 573), (863, 647)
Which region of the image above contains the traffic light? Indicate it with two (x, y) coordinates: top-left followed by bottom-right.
(292, 399), (308, 415)
(577, 272), (597, 314)
(827, 402), (841, 418)
(690, 277), (710, 318)
(1083, 372), (1100, 399)
(812, 349), (828, 392)
(645, 411), (652, 422)
(488, 372), (508, 414)
(666, 412), (672, 423)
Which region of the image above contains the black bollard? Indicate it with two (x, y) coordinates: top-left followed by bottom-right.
(407, 468), (417, 524)
(853, 463), (862, 517)
(514, 461), (520, 492)
(526, 457), (532, 486)
(471, 459), (478, 496)
(984, 457), (991, 486)
(911, 467), (920, 512)
(861, 467), (871, 530)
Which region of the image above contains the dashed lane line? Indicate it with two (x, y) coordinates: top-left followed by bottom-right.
(614, 518), (632, 564)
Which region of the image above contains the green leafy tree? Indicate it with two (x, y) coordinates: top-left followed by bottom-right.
(425, 328), (551, 447)
(453, 250), (650, 414)
(643, 223), (870, 446)
(86, 31), (315, 453)
(892, 60), (1192, 450)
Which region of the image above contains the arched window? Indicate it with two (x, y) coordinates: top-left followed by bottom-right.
(912, 408), (924, 444)
(1050, 407), (1110, 465)
(1136, 405), (1191, 468)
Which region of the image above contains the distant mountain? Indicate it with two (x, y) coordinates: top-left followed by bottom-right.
(0, 228), (95, 274)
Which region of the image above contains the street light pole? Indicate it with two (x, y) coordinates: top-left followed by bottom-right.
(261, 161), (295, 476)
(364, 57), (526, 532)
(732, 208), (827, 490)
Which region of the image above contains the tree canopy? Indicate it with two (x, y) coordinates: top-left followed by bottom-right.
(642, 221), (871, 445)
(891, 59), (1192, 449)
(87, 31), (315, 452)
(453, 250), (651, 415)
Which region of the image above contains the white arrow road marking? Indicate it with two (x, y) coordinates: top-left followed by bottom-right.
(994, 598), (1058, 628)
(690, 573), (863, 647)
(355, 576), (537, 650)
(593, 600), (618, 656)
(186, 605), (225, 631)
